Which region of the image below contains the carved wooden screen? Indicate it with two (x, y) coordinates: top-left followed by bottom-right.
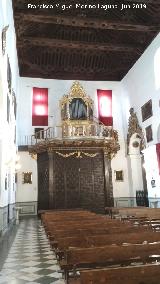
(65, 158), (80, 209)
(38, 150), (105, 213)
(53, 150), (105, 212)
(79, 154), (105, 211)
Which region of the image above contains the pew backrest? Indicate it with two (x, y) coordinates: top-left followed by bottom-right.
(80, 264), (160, 284)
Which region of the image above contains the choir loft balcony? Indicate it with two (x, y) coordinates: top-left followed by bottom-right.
(18, 81), (120, 159)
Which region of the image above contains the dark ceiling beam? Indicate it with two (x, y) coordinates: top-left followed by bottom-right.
(19, 57), (132, 73)
(19, 61), (50, 78)
(20, 68), (124, 81)
(19, 36), (142, 54)
(15, 13), (160, 32)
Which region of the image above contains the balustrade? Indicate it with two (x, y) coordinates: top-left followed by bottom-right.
(18, 123), (118, 147)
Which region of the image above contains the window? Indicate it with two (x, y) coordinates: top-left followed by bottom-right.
(97, 89), (113, 126)
(32, 88), (48, 126)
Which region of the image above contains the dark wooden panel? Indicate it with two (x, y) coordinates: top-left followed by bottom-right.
(65, 167), (80, 209)
(37, 152), (49, 210)
(37, 150), (106, 213)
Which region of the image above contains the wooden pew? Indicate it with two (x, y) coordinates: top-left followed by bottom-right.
(108, 207), (160, 220)
(43, 213), (98, 222)
(43, 215), (105, 229)
(78, 264), (160, 284)
(45, 218), (130, 235)
(48, 228), (111, 241)
(43, 215), (104, 230)
(53, 231), (160, 251)
(45, 216), (146, 229)
(45, 220), (128, 234)
(88, 231), (160, 246)
(45, 218), (122, 228)
(42, 210), (97, 219)
(48, 224), (150, 241)
(44, 218), (125, 235)
(45, 216), (121, 225)
(60, 242), (160, 283)
(44, 211), (149, 234)
(51, 231), (160, 260)
(43, 209), (160, 284)
(41, 210), (97, 225)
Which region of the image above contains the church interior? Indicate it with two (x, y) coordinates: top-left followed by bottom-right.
(1, 0), (160, 283)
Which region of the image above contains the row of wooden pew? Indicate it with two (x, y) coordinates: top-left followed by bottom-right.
(41, 209), (160, 284)
(105, 206), (160, 219)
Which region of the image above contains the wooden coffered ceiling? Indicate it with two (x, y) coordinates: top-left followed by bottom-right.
(12, 0), (160, 81)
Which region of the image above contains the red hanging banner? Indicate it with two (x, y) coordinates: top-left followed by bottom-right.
(32, 87), (48, 126)
(97, 89), (113, 126)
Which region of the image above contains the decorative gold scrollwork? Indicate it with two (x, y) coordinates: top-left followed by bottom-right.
(60, 81), (94, 126)
(103, 142), (120, 160)
(56, 151), (98, 159)
(30, 153), (37, 160)
(127, 107), (145, 151)
(60, 81), (93, 108)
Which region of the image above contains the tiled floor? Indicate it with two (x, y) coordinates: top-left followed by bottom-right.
(0, 218), (65, 284)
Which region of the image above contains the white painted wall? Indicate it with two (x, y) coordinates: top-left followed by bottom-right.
(16, 152), (38, 202)
(17, 78), (130, 201)
(110, 84), (130, 198)
(0, 0), (19, 208)
(121, 32), (160, 202)
(122, 32), (160, 145)
(2, 2), (159, 207)
(17, 78), (123, 135)
(143, 145), (160, 205)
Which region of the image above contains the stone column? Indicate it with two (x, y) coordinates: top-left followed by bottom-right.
(141, 154), (149, 207)
(128, 135), (144, 206)
(128, 154), (143, 206)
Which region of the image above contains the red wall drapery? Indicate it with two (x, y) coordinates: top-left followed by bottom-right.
(97, 89), (113, 126)
(156, 143), (160, 175)
(32, 87), (48, 126)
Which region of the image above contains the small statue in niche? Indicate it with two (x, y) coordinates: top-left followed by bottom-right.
(102, 128), (109, 137)
(61, 103), (67, 120)
(88, 106), (93, 120)
(127, 107), (145, 151)
(102, 127), (118, 141)
(128, 107), (140, 135)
